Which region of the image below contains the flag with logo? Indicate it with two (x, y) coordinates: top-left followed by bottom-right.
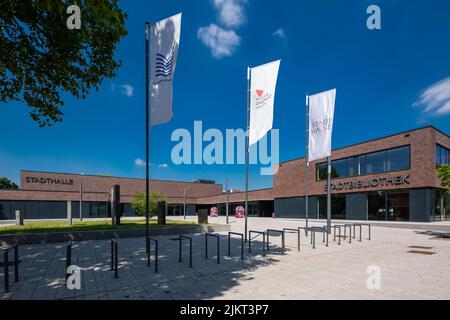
(150, 13), (182, 126)
(308, 89), (336, 162)
(249, 60), (281, 146)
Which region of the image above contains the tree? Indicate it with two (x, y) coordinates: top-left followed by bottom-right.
(0, 177), (18, 190)
(0, 0), (127, 127)
(131, 192), (167, 218)
(437, 164), (450, 195)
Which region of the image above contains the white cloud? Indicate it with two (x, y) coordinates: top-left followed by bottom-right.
(213, 0), (247, 28)
(272, 28), (286, 40)
(197, 24), (241, 59)
(414, 77), (450, 116)
(134, 158), (146, 167)
(120, 84), (134, 97)
(158, 163), (169, 169)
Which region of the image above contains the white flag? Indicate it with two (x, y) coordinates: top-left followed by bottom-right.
(308, 89), (336, 162)
(249, 60), (281, 146)
(150, 13), (182, 126)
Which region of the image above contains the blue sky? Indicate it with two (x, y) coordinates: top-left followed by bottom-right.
(1, 0), (450, 191)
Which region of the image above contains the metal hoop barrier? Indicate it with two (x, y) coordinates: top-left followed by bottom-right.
(2, 245), (19, 293)
(65, 241), (72, 281)
(248, 231), (266, 256)
(306, 227), (328, 249)
(283, 228), (301, 251)
(330, 225), (342, 245)
(111, 240), (119, 279)
(205, 234), (220, 264)
(147, 237), (159, 273)
(342, 224), (353, 243)
(352, 223), (372, 241)
(178, 235), (193, 268)
(228, 232), (244, 260)
(266, 229), (286, 254)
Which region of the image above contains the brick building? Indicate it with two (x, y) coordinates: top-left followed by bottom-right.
(0, 126), (449, 222)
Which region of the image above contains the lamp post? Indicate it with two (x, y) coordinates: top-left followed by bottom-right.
(183, 187), (186, 220)
(79, 173), (84, 222)
(225, 178), (230, 224)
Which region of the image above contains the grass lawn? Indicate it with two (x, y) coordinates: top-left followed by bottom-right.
(0, 218), (208, 236)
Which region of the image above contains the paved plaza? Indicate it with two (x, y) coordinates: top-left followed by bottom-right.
(1, 217), (450, 300)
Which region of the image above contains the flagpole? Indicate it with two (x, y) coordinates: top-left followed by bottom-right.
(244, 66), (251, 243)
(305, 93), (309, 232)
(145, 22), (151, 258)
(327, 156), (332, 233)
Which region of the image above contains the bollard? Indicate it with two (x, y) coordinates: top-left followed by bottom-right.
(67, 201), (73, 226)
(15, 210), (23, 226)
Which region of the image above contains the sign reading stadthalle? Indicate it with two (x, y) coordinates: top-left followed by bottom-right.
(25, 176), (74, 186)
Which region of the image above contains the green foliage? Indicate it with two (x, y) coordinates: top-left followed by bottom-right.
(0, 177), (18, 190)
(0, 0), (127, 126)
(131, 192), (167, 218)
(437, 164), (450, 194)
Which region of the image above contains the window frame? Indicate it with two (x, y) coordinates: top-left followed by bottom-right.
(316, 145), (411, 181)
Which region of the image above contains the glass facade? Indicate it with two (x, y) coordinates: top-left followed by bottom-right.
(318, 195), (346, 219)
(433, 189), (449, 221)
(436, 144), (449, 166)
(317, 146), (410, 181)
(367, 191), (409, 221)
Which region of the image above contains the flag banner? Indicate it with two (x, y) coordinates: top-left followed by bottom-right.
(308, 89), (336, 162)
(249, 60), (281, 146)
(150, 13), (182, 126)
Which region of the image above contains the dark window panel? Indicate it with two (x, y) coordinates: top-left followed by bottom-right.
(366, 151), (386, 174)
(387, 146), (410, 171)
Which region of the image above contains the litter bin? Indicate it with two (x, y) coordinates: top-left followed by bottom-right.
(198, 209), (208, 224)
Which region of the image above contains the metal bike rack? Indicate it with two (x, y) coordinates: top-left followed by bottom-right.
(266, 229), (286, 254)
(178, 235), (193, 268)
(205, 234), (220, 264)
(248, 231), (266, 256)
(283, 228), (301, 251)
(342, 224), (353, 243)
(228, 232), (244, 260)
(306, 227), (328, 249)
(2, 245), (19, 293)
(330, 225), (342, 245)
(146, 237), (159, 273)
(111, 240), (119, 278)
(65, 241), (72, 280)
(353, 223), (372, 241)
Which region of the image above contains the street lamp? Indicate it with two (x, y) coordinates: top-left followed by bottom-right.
(79, 173), (84, 222)
(183, 187), (186, 220)
(225, 178), (230, 224)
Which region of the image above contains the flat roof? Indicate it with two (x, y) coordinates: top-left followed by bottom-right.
(20, 170), (222, 186)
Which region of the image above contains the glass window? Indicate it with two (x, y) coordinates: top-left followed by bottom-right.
(358, 155), (367, 175)
(436, 145), (450, 166)
(317, 163), (327, 181)
(347, 157), (358, 177)
(386, 146), (410, 171)
(366, 151), (386, 174)
(332, 159), (347, 178)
